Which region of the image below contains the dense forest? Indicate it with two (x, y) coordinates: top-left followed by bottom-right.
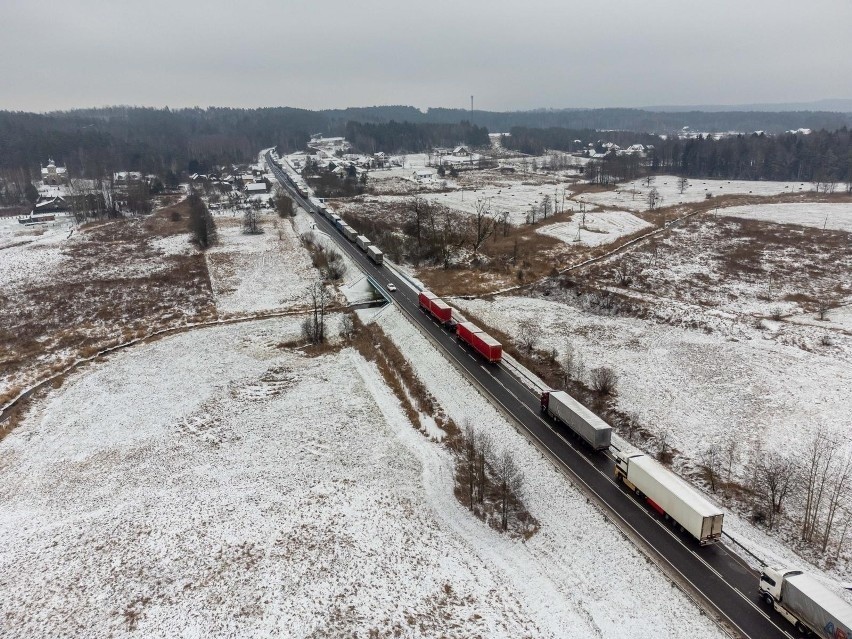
(650, 129), (852, 183)
(504, 126), (661, 155)
(344, 120), (489, 154)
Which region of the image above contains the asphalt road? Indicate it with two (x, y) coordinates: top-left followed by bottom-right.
(267, 153), (797, 639)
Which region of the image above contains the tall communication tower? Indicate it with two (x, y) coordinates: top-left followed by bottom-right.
(470, 95), (474, 117)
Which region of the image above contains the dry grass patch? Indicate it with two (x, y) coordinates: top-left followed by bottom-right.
(0, 215), (216, 433)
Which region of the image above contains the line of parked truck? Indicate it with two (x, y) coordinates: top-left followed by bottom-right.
(313, 202), (384, 266)
(269, 155), (852, 634)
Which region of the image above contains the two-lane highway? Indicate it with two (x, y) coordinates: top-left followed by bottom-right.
(266, 152), (796, 639)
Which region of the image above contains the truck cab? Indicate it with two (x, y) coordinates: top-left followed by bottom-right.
(758, 567), (789, 604)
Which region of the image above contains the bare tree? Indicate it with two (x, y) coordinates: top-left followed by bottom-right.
(656, 429), (673, 464)
(758, 455), (794, 529)
(495, 449), (523, 531)
(821, 453), (852, 552)
(475, 432), (493, 505)
(644, 175), (655, 188)
(699, 444), (722, 493)
(497, 210), (511, 237)
(526, 203), (538, 225)
(471, 198), (495, 258)
(816, 298), (831, 321)
(589, 366), (618, 395)
(647, 187), (661, 211)
(304, 281), (331, 344)
(242, 208), (262, 234)
(801, 430), (835, 544)
(541, 194), (552, 220)
(517, 318), (537, 353)
(677, 176), (689, 194)
(722, 434), (740, 498)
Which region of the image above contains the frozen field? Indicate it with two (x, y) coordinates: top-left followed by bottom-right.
(454, 296), (852, 468)
(205, 214), (316, 314)
(537, 210), (652, 247)
(420, 182), (574, 225)
(582, 176), (812, 211)
(0, 217), (73, 292)
(0, 317), (723, 638)
(719, 201), (852, 232)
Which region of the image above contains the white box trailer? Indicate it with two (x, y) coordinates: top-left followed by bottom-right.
(367, 245), (383, 265)
(760, 568), (852, 637)
(541, 390), (611, 450)
(356, 235), (371, 251)
(614, 452), (723, 545)
(342, 225), (357, 241)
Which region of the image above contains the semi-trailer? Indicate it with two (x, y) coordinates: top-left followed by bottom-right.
(356, 235), (372, 251)
(540, 390), (611, 451)
(614, 451), (724, 545)
(367, 245), (384, 265)
(759, 567), (852, 637)
(342, 225), (357, 241)
(456, 321), (502, 363)
(418, 291), (453, 324)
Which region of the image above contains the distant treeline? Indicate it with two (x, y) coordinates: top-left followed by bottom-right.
(504, 126), (660, 155)
(0, 107), (327, 181)
(340, 106), (852, 136)
(2, 105), (851, 185)
(651, 129), (852, 182)
(344, 120), (489, 154)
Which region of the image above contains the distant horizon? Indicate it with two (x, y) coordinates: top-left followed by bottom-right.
(9, 97), (852, 117)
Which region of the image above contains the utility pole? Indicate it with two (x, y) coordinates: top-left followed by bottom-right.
(470, 95), (473, 119)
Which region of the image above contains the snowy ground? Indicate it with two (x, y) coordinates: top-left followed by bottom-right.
(719, 201), (852, 232)
(205, 214), (316, 314)
(537, 209), (652, 247)
(453, 296), (852, 470)
(420, 182), (574, 225)
(0, 316), (722, 638)
(375, 307), (725, 639)
(0, 216), (74, 291)
(582, 176), (813, 212)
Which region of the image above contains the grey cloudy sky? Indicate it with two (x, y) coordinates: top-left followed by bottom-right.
(2, 0), (850, 113)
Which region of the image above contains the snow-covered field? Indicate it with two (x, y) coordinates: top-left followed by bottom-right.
(205, 214), (316, 314)
(719, 201), (852, 232)
(454, 296), (852, 468)
(537, 209), (652, 247)
(420, 182), (574, 225)
(0, 217), (73, 291)
(0, 316), (723, 638)
(582, 176), (812, 211)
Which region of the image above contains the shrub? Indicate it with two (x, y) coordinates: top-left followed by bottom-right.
(590, 366), (618, 395)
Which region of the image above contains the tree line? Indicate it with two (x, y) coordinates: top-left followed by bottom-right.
(649, 129), (852, 184)
(344, 120), (489, 154)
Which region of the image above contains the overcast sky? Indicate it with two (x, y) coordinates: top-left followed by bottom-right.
(2, 0), (850, 113)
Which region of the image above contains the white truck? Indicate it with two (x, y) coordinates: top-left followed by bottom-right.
(356, 235), (372, 251)
(367, 245), (383, 266)
(614, 451), (724, 545)
(759, 567), (852, 638)
(540, 390), (611, 451)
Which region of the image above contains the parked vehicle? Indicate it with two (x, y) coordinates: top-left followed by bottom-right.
(367, 245), (383, 265)
(759, 567), (852, 638)
(540, 390), (611, 450)
(614, 451), (724, 545)
(418, 291), (453, 324)
(456, 321), (502, 363)
(356, 235), (372, 251)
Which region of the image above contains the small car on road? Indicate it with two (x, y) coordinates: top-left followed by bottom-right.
(386, 283), (397, 292)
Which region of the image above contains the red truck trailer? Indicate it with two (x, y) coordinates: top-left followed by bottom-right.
(457, 321), (502, 363)
(418, 291), (453, 324)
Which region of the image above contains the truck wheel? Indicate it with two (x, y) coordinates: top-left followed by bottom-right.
(762, 593), (773, 606)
